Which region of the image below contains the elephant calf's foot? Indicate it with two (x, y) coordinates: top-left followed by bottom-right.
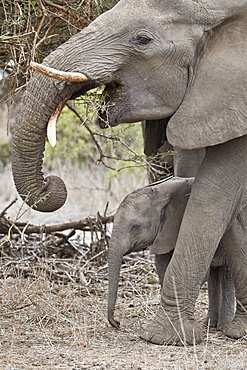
(203, 316), (231, 331)
(140, 305), (204, 345)
(223, 318), (247, 339)
(203, 315), (218, 329)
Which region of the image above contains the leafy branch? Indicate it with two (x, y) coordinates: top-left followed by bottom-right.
(66, 101), (148, 173)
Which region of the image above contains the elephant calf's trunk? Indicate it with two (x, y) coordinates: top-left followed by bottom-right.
(108, 249), (124, 328)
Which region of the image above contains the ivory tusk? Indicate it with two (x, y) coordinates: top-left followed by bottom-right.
(47, 98), (69, 147)
(47, 114), (58, 148)
(30, 61), (89, 82)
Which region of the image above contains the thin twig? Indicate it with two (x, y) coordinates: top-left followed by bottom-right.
(0, 198), (17, 218)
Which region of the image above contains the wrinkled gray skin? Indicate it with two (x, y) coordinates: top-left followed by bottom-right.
(107, 177), (235, 331)
(12, 0), (247, 344)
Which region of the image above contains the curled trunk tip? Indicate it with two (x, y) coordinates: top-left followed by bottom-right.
(28, 175), (68, 212)
(108, 313), (120, 328)
(12, 158), (67, 212)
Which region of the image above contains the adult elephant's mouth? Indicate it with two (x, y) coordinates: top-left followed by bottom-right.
(30, 62), (125, 147)
(97, 81), (125, 129)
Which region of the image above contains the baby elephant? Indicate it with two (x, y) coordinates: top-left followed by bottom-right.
(108, 177), (235, 329)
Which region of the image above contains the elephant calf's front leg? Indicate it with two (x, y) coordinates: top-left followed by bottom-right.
(205, 266), (235, 330)
(222, 209), (247, 339)
(205, 239), (235, 331)
(155, 252), (173, 286)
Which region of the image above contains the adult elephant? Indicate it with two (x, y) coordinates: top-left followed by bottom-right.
(12, 0), (247, 344)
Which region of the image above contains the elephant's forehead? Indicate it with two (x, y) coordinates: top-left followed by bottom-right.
(90, 0), (182, 31)
(119, 191), (151, 213)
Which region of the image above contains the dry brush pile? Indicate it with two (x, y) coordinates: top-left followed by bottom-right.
(0, 199), (158, 290)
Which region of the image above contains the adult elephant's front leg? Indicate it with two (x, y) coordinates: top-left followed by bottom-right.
(141, 190), (225, 345)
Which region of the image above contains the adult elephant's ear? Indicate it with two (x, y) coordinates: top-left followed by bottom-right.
(167, 14), (247, 149)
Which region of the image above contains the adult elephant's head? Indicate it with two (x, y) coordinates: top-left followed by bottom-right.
(12, 0), (247, 211)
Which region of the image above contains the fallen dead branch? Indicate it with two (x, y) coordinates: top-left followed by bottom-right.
(0, 201), (114, 236)
(0, 215), (114, 235)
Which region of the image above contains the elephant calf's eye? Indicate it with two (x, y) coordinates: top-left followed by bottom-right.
(133, 36), (152, 45)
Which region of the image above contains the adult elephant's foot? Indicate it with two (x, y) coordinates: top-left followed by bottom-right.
(140, 305), (204, 345)
(223, 318), (247, 339)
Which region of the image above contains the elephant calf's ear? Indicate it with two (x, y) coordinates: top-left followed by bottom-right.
(151, 230), (175, 255)
(167, 14), (247, 149)
(150, 197), (177, 255)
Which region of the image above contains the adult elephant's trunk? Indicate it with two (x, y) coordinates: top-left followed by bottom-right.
(13, 75), (80, 211)
(12, 36), (95, 212)
(108, 237), (126, 328)
(12, 73), (63, 211)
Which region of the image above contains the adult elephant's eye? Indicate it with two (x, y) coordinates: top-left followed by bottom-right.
(131, 224), (140, 232)
(133, 36), (152, 45)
